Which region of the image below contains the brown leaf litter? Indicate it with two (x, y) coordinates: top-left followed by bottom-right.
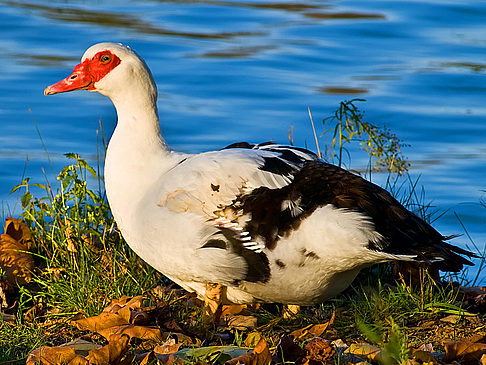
(290, 310), (335, 341)
(27, 295), (195, 364)
(0, 217), (35, 310)
(0, 218), (35, 288)
(26, 333), (130, 365)
(74, 295), (192, 344)
(4, 217), (485, 364)
(226, 336), (272, 365)
(23, 292), (486, 364)
(443, 335), (486, 365)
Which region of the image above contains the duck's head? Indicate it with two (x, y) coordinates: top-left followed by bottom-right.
(44, 42), (157, 101)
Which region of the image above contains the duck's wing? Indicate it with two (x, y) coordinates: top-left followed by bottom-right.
(157, 143), (317, 284)
(159, 143), (318, 218)
(158, 143), (476, 287)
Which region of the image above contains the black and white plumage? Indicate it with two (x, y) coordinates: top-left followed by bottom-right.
(45, 43), (475, 306)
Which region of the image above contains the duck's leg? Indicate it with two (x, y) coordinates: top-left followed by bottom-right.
(203, 283), (223, 322)
(283, 304), (300, 318)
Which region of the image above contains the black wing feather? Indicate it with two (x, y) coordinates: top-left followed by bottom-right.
(229, 160), (477, 271)
(220, 143), (475, 273)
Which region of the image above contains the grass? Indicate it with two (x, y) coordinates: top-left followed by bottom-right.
(1, 100), (485, 362)
(10, 153), (161, 318)
(0, 319), (45, 362)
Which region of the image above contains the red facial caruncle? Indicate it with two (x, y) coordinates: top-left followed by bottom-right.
(44, 50), (121, 95)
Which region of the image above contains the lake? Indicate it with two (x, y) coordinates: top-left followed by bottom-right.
(0, 0), (485, 283)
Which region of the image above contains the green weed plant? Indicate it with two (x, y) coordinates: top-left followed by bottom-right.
(11, 153), (160, 317)
(322, 99), (409, 175)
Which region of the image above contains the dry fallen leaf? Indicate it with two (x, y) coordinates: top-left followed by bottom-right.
(219, 304), (259, 330)
(85, 333), (131, 365)
(440, 314), (460, 324)
(304, 337), (335, 364)
(443, 337), (486, 364)
(346, 343), (384, 363)
(3, 217), (33, 248)
(27, 339), (107, 364)
(481, 353), (486, 365)
(26, 346), (77, 365)
(116, 296), (144, 323)
(417, 343), (434, 352)
(60, 339), (102, 356)
(0, 217), (35, 289)
(130, 308), (153, 326)
(67, 355), (89, 365)
(253, 336), (274, 365)
(27, 334), (132, 365)
(29, 295), (191, 364)
(75, 296), (144, 331)
(74, 312), (129, 332)
(75, 295), (193, 347)
(244, 332), (263, 348)
(411, 350), (438, 364)
(290, 310), (335, 341)
(223, 314), (258, 331)
(154, 339), (182, 355)
(97, 324), (164, 342)
(103, 295), (143, 313)
(221, 304), (248, 316)
(226, 336), (271, 365)
(77, 295), (186, 338)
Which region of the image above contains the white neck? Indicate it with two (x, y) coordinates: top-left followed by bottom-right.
(111, 84), (168, 155)
(103, 85), (172, 233)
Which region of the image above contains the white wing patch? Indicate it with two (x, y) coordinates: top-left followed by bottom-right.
(213, 215), (266, 253)
(281, 197), (304, 217)
(157, 148), (296, 219)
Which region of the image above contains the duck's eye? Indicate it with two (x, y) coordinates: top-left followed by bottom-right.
(100, 54), (111, 64)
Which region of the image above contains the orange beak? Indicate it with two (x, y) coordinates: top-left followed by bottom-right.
(44, 59), (94, 95)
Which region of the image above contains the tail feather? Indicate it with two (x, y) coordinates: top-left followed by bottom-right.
(427, 240), (478, 272)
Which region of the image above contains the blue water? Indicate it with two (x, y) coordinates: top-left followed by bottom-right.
(0, 0), (485, 283)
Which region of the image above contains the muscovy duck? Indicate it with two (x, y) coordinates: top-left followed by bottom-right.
(44, 43), (475, 310)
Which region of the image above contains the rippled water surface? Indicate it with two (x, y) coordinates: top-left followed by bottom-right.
(0, 0), (485, 282)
